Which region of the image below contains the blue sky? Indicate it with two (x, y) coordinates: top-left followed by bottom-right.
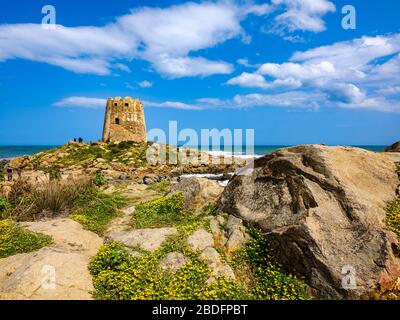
(0, 0), (399, 146)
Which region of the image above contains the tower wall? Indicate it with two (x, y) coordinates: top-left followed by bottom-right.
(102, 97), (147, 143)
(102, 98), (113, 142)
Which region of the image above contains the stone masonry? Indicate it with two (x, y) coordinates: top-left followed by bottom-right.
(102, 97), (146, 143)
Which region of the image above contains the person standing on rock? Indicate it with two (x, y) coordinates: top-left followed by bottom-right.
(78, 137), (83, 143)
(6, 167), (13, 181)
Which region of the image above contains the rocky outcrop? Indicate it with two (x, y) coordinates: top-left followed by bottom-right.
(219, 145), (400, 299)
(170, 177), (223, 211)
(385, 141), (400, 153)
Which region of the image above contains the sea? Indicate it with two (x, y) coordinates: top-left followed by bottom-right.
(0, 145), (387, 160)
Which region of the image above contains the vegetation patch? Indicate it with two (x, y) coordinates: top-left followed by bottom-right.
(132, 193), (187, 228)
(0, 198), (11, 218)
(94, 170), (107, 187)
(4, 177), (92, 221)
(0, 219), (52, 258)
(2, 175), (127, 235)
(89, 216), (308, 300)
(89, 240), (247, 300)
(70, 188), (127, 235)
(386, 198), (400, 237)
(232, 228), (309, 300)
(48, 142), (150, 168)
(145, 180), (171, 194)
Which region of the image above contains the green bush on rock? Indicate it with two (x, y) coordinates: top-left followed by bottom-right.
(0, 219), (52, 258)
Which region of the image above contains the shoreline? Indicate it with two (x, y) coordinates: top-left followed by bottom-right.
(0, 144), (388, 161)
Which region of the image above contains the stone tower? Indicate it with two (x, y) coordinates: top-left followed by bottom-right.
(102, 97), (147, 143)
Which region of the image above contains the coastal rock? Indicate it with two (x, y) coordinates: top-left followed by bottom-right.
(187, 229), (214, 252)
(219, 145), (400, 299)
(107, 227), (177, 252)
(169, 177), (223, 211)
(385, 141), (400, 153)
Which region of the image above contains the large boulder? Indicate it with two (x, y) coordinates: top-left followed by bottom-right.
(384, 141), (400, 153)
(169, 177), (223, 211)
(219, 145), (400, 299)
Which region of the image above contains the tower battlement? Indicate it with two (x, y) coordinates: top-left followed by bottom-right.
(102, 97), (147, 143)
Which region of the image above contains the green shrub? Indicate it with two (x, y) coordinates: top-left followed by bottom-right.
(386, 198), (400, 236)
(94, 170), (107, 187)
(0, 219), (52, 258)
(0, 198), (11, 218)
(89, 242), (248, 300)
(0, 171), (4, 182)
(232, 228), (309, 300)
(145, 180), (171, 193)
(132, 193), (186, 228)
(70, 188), (127, 235)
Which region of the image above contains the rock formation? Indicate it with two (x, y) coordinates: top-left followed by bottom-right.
(169, 177), (223, 211)
(219, 145), (400, 299)
(385, 141), (400, 153)
(102, 97), (146, 143)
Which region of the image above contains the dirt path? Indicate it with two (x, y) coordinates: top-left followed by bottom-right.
(0, 218), (102, 300)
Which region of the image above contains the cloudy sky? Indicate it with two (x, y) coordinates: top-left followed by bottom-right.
(0, 0), (399, 145)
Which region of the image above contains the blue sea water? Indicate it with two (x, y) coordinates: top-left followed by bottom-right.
(0, 145), (386, 160)
(0, 146), (57, 159)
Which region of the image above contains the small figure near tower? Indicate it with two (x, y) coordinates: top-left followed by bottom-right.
(102, 97), (147, 143)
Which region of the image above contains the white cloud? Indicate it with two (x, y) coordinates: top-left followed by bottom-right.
(271, 0), (336, 33)
(226, 34), (400, 112)
(53, 97), (107, 109)
(138, 80), (153, 88)
(236, 58), (260, 68)
(0, 1), (271, 78)
(53, 96), (203, 110)
(227, 72), (270, 88)
(142, 100), (203, 110)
